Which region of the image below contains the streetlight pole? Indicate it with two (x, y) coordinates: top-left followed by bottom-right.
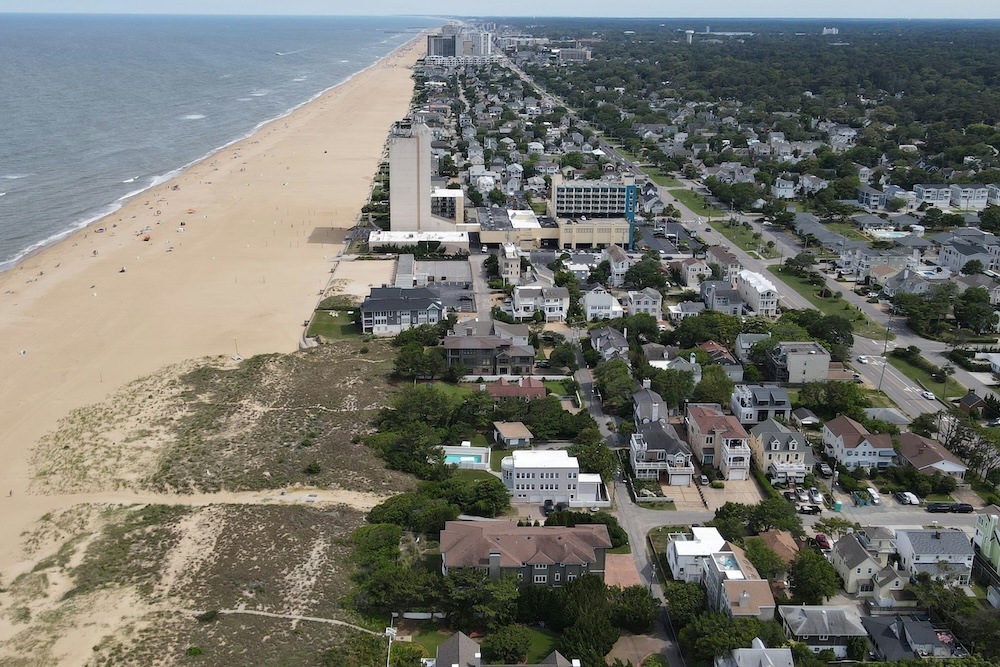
(384, 624), (397, 667)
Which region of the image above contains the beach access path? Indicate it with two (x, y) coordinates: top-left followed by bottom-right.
(0, 35), (426, 580)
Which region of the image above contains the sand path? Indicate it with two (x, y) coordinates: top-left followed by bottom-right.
(0, 36), (424, 577)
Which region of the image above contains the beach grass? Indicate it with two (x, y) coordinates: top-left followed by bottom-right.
(667, 189), (722, 217)
(307, 310), (359, 339)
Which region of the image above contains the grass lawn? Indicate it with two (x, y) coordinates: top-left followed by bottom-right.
(470, 433), (488, 447)
(714, 220), (781, 259)
(823, 221), (868, 241)
(454, 469), (499, 483)
(865, 390), (899, 409)
(668, 188), (723, 217)
(647, 171), (683, 187)
(608, 543), (632, 554)
(412, 628), (453, 656)
(306, 310), (359, 339)
(924, 493), (956, 502)
(529, 201), (548, 215)
(544, 380), (569, 396)
(767, 266), (886, 339)
(430, 382), (475, 398)
(524, 627), (559, 663)
(491, 448), (513, 472)
(885, 355), (966, 400)
(638, 501), (677, 510)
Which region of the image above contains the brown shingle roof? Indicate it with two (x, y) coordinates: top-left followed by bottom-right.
(440, 521), (612, 568)
(897, 433), (966, 472)
(756, 530), (800, 566)
(688, 405), (748, 439)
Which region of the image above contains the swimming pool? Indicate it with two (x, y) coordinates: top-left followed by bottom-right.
(445, 454), (483, 464)
(869, 229), (910, 239)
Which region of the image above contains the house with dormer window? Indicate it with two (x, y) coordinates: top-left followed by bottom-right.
(730, 385), (791, 426)
(630, 422), (694, 485)
(749, 418), (812, 484)
(823, 414), (896, 470)
(686, 404), (752, 480)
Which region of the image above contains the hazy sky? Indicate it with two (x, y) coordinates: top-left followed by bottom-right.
(1, 0), (999, 19)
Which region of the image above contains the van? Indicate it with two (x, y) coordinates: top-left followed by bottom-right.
(867, 487), (881, 505)
(903, 492), (920, 506)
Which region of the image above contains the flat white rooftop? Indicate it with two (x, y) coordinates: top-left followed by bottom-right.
(509, 449), (578, 467)
(508, 209), (542, 229)
(369, 230), (469, 243)
(673, 526), (726, 556)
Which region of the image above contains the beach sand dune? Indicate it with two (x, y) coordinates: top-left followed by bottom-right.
(0, 37), (423, 577)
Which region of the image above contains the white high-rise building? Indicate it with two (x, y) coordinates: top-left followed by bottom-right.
(388, 121), (432, 232)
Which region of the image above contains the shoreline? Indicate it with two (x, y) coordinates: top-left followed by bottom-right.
(0, 33), (425, 577)
(0, 38), (412, 275)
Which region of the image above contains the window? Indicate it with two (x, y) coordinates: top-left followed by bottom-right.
(517, 572), (523, 580)
(534, 563), (547, 569)
(533, 574), (547, 584)
(567, 573), (577, 581)
(554, 572), (561, 582)
(818, 636), (828, 642)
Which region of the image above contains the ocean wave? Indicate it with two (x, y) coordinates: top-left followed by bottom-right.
(236, 97), (252, 102)
(182, 114), (206, 120)
(2, 174), (31, 180)
(250, 91), (269, 97)
(292, 77), (307, 82)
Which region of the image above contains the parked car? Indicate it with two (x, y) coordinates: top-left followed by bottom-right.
(818, 463), (834, 478)
(815, 534), (831, 550)
(894, 491), (910, 505)
(534, 360), (551, 368)
(543, 499), (554, 516)
(809, 487), (824, 504)
(700, 474), (711, 486)
(798, 504), (823, 515)
(796, 488), (810, 503)
(555, 502), (568, 513)
(783, 491), (797, 502)
(866, 487), (881, 505)
(926, 502), (954, 513)
(903, 492), (920, 506)
(951, 503), (975, 513)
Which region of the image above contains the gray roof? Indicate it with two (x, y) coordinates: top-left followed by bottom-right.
(633, 387), (665, 422)
(750, 419), (809, 455)
(862, 617), (945, 662)
(898, 529), (974, 557)
(360, 286), (442, 313)
(779, 605), (866, 638)
(748, 385), (790, 404)
(833, 533), (878, 570)
(637, 421), (691, 456)
(436, 631), (484, 667)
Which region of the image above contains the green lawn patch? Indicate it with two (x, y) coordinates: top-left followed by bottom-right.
(529, 201), (548, 215)
(823, 221), (868, 241)
(491, 448), (514, 472)
(767, 266), (886, 339)
(667, 189), (723, 217)
(412, 629), (453, 656)
(638, 501), (677, 510)
(544, 381), (569, 396)
(924, 493), (956, 502)
(714, 220), (781, 259)
(430, 382), (475, 398)
(865, 390), (899, 409)
(454, 469), (500, 483)
(608, 543), (632, 554)
(470, 433), (489, 447)
(648, 171), (683, 187)
(886, 356), (965, 400)
(524, 627), (559, 663)
(306, 310), (359, 339)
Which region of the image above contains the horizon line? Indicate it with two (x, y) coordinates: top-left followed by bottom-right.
(2, 12), (1000, 20)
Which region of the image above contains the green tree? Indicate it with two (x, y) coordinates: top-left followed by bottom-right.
(554, 575), (620, 666)
(647, 367), (696, 409)
(609, 585), (660, 633)
(671, 311), (743, 347)
(692, 364), (735, 405)
(662, 581), (707, 627)
(679, 612), (763, 665)
(962, 259), (985, 275)
(569, 430), (618, 482)
(549, 343), (579, 371)
(749, 498), (804, 537)
(955, 286), (998, 334)
(788, 549), (840, 604)
(707, 502), (753, 543)
(813, 517), (861, 539)
(744, 537), (786, 579)
(593, 359), (635, 415)
(481, 626), (532, 664)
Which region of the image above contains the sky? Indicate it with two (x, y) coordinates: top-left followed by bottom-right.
(1, 0), (999, 19)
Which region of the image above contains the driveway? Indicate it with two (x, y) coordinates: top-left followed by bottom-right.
(702, 478), (766, 511)
(659, 481), (706, 511)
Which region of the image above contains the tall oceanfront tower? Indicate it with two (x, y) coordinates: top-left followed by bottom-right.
(388, 121), (432, 231)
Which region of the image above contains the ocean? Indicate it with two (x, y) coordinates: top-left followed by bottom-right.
(0, 13), (441, 269)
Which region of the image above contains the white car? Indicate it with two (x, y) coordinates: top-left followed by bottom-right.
(796, 488), (810, 503)
(857, 356), (868, 364)
(809, 487), (824, 504)
(921, 391), (936, 400)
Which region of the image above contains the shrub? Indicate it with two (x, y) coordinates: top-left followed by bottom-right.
(710, 480), (725, 489)
(186, 647), (204, 656)
(303, 461), (322, 475)
(195, 610), (219, 623)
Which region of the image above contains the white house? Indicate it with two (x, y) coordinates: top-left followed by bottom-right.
(823, 414), (896, 471)
(602, 244), (633, 287)
(895, 529), (974, 586)
(623, 287), (662, 317)
(499, 449), (607, 507)
(512, 283), (571, 322)
(735, 270), (778, 317)
(666, 526), (727, 582)
(950, 184), (989, 210)
(582, 286), (624, 321)
(629, 422), (694, 485)
(771, 178), (795, 199)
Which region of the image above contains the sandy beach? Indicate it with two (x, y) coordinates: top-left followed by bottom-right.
(0, 36), (423, 577)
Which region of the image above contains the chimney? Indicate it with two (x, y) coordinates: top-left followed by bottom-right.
(690, 352), (697, 365)
(572, 661), (582, 667)
(739, 590), (750, 608)
(935, 530), (941, 539)
(642, 378), (652, 389)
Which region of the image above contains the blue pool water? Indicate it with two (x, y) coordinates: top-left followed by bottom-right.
(445, 454), (483, 464)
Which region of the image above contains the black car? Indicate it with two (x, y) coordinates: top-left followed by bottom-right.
(782, 491), (796, 502)
(798, 504), (823, 515)
(555, 502), (568, 513)
(543, 499), (554, 516)
(926, 502), (954, 513)
(951, 503), (975, 513)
